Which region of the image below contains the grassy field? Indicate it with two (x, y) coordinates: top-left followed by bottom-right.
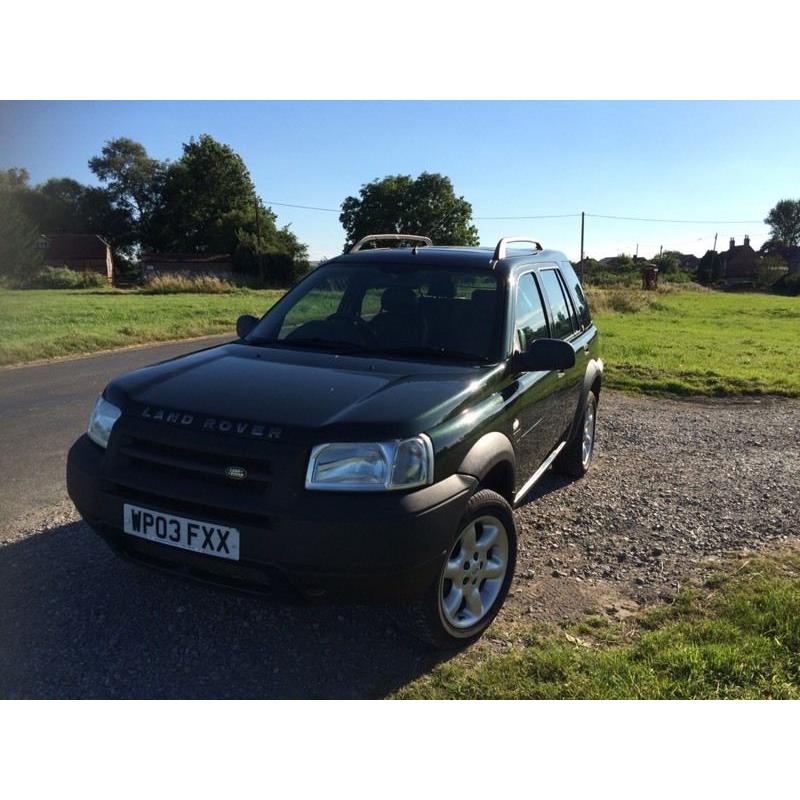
(0, 288), (285, 366)
(1, 286), (799, 398)
(587, 285), (800, 397)
(395, 548), (800, 699)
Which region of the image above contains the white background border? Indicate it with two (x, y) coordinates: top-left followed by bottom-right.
(2, 1), (799, 99)
(2, 2), (797, 796)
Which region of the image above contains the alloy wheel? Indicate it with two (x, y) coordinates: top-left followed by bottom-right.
(581, 402), (596, 468)
(439, 515), (509, 631)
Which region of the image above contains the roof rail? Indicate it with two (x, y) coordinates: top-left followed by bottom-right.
(350, 234), (433, 253)
(491, 237), (543, 263)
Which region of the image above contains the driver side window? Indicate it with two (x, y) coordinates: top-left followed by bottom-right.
(515, 273), (548, 352)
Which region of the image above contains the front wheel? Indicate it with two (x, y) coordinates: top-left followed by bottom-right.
(397, 489), (517, 650)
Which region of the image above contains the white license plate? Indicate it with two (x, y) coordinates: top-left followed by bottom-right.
(122, 504), (240, 561)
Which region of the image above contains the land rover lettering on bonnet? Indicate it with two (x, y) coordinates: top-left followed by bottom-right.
(140, 405), (283, 439)
(67, 233), (602, 648)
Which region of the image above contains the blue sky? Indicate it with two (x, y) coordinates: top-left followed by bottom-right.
(1, 101), (798, 260)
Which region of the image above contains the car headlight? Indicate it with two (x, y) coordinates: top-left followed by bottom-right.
(305, 436), (434, 491)
(87, 396), (121, 449)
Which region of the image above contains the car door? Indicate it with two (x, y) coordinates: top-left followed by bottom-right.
(508, 271), (565, 483)
(538, 267), (584, 435)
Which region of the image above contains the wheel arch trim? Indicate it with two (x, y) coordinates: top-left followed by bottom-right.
(568, 359), (603, 442)
(455, 431), (516, 499)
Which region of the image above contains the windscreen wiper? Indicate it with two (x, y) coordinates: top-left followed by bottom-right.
(249, 337), (371, 354)
(372, 346), (489, 363)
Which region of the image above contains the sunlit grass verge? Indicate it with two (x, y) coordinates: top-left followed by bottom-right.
(588, 285), (800, 397)
(0, 287), (285, 366)
(140, 275), (238, 294)
(394, 548), (800, 699)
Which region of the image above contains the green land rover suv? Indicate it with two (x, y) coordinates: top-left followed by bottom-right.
(68, 234), (602, 648)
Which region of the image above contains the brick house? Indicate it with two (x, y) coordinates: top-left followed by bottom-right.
(41, 234), (113, 282)
(720, 236), (760, 285)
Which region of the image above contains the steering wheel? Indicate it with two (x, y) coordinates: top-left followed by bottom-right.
(326, 313), (379, 346)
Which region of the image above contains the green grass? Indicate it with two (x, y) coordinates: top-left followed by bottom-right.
(590, 286), (800, 396)
(395, 549), (800, 699)
(0, 287), (286, 366)
(2, 286), (799, 398)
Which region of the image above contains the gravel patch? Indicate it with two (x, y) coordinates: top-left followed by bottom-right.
(1, 390), (798, 697)
(510, 390), (800, 620)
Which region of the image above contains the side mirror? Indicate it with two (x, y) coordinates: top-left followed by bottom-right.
(236, 314), (258, 339)
(514, 338), (575, 372)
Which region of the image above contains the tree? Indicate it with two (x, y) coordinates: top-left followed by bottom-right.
(89, 138), (164, 222)
(764, 199), (800, 247)
(89, 138), (165, 252)
(696, 250), (724, 285)
(0, 167), (31, 190)
(0, 171), (42, 282)
(339, 172), (479, 251)
(652, 252), (680, 275)
(147, 134), (307, 281)
(148, 134), (256, 253)
(21, 177), (92, 234)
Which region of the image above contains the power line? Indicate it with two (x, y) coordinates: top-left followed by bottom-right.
(473, 213), (580, 220)
(264, 200), (340, 212)
(585, 213), (767, 225)
(263, 200), (769, 226)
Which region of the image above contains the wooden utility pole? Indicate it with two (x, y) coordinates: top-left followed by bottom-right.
(579, 211), (585, 278)
(254, 197), (263, 284)
(712, 232), (718, 252)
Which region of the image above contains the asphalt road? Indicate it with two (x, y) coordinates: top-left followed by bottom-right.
(0, 336), (231, 530)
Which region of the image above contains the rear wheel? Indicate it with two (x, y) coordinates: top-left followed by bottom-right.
(397, 489), (517, 650)
(557, 391), (597, 478)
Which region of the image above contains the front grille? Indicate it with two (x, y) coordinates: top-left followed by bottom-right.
(106, 418), (304, 520)
(118, 436), (272, 489)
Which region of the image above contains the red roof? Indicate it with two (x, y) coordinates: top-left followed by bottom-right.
(43, 234), (109, 259)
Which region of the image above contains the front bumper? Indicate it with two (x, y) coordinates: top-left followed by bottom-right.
(67, 434), (476, 602)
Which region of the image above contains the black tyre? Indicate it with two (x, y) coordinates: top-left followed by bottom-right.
(557, 391), (597, 478)
(397, 489), (517, 650)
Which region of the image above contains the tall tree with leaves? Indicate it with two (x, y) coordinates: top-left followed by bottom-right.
(0, 169), (42, 281)
(147, 134), (256, 253)
(89, 138), (164, 222)
(339, 173), (479, 251)
(147, 134), (307, 280)
(764, 199), (800, 248)
(20, 177), (93, 234)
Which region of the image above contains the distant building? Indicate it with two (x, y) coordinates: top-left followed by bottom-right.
(140, 252), (234, 279)
(720, 236), (760, 286)
(41, 234), (113, 282)
(676, 253), (699, 271)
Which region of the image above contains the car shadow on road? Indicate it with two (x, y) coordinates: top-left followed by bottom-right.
(0, 520), (451, 699)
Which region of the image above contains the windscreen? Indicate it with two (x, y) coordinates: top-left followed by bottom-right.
(247, 264), (504, 362)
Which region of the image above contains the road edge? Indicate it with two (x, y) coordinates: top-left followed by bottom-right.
(0, 333), (235, 372)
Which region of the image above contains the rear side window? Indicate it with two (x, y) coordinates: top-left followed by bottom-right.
(514, 273), (549, 351)
(539, 270), (575, 339)
(559, 261), (591, 328)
